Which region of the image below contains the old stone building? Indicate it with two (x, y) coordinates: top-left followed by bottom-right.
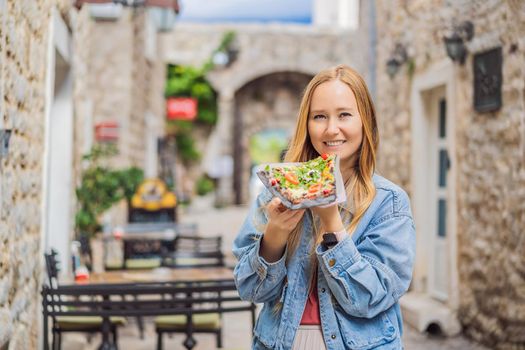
(0, 1), (167, 348)
(374, 0), (525, 348)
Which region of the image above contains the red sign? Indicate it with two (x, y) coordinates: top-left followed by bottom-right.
(166, 97), (198, 121)
(95, 121), (119, 142)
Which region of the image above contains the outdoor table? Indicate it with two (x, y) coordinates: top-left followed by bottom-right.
(84, 266), (234, 284)
(60, 267), (236, 350)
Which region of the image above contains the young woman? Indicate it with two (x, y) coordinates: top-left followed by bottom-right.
(233, 65), (416, 350)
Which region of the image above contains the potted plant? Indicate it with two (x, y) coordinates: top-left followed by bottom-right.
(74, 144), (143, 269)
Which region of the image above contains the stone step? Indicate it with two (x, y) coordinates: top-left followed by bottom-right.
(400, 291), (461, 336)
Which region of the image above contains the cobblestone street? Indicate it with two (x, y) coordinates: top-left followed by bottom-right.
(64, 195), (489, 350)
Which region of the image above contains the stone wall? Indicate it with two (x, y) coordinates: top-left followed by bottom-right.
(86, 12), (135, 169)
(375, 0), (525, 348)
(79, 9), (164, 169)
(0, 0), (70, 348)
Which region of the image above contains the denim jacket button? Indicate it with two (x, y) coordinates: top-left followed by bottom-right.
(321, 288), (326, 293)
(328, 258), (336, 267)
(331, 334), (336, 339)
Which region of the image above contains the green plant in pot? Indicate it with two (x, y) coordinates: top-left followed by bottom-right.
(75, 144), (144, 268)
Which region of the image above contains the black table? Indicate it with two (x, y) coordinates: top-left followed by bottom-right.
(43, 267), (254, 350)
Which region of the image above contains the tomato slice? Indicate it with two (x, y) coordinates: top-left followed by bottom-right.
(285, 172), (299, 185)
(321, 153), (328, 160)
(308, 183), (321, 193)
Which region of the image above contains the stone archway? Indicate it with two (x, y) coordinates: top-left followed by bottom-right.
(232, 71), (313, 204)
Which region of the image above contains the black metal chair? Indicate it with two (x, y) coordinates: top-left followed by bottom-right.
(155, 292), (224, 349)
(108, 222), (198, 270)
(157, 235), (228, 348)
(43, 249), (126, 350)
(155, 280), (255, 350)
(163, 235), (225, 268)
(42, 279), (256, 350)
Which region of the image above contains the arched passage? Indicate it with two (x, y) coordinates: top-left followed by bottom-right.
(232, 71), (313, 204)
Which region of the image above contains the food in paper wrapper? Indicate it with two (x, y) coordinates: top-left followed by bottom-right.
(256, 154), (346, 209)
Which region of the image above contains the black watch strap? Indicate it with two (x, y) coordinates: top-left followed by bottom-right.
(322, 233), (338, 249)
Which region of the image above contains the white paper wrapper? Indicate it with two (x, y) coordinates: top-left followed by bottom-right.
(256, 155), (346, 210)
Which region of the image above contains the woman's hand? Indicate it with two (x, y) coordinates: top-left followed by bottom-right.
(267, 198), (305, 237)
(311, 204), (345, 232)
(260, 198), (305, 262)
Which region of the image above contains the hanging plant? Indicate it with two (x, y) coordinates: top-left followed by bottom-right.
(165, 31), (237, 165)
(165, 65), (218, 125)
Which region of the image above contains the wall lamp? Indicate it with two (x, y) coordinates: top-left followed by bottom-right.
(212, 32), (240, 69)
(443, 21), (474, 64)
(386, 43), (408, 78)
(212, 46), (239, 68)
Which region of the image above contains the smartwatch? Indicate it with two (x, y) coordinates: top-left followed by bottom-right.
(322, 232), (339, 249)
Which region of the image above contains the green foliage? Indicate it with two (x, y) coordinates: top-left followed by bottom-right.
(165, 120), (201, 164)
(165, 65), (214, 165)
(195, 176), (215, 196)
(217, 31), (236, 52)
(170, 120), (192, 132)
(115, 167), (144, 201)
(164, 31), (237, 166)
(176, 131), (201, 163)
(406, 57), (416, 78)
(75, 144), (144, 238)
(165, 65), (218, 125)
(82, 142), (119, 162)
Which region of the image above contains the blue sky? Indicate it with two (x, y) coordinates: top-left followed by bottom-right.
(177, 0), (313, 24)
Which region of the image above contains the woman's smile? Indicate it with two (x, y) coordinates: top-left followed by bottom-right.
(323, 140), (347, 148)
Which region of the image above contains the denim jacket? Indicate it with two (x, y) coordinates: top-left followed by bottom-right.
(233, 174), (416, 350)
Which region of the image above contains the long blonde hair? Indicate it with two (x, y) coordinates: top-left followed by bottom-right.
(284, 64), (379, 262)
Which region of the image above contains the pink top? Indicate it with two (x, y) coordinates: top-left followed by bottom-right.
(300, 274), (321, 325)
(300, 232), (346, 325)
